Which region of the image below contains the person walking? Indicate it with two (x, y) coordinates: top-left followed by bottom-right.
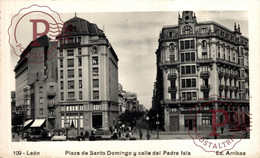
(139, 129), (143, 140)
(221, 127), (224, 134)
(146, 130), (150, 140)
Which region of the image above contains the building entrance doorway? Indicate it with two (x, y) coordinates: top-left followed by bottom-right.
(92, 114), (102, 128)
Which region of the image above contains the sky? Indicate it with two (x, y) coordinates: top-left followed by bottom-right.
(10, 11), (248, 109)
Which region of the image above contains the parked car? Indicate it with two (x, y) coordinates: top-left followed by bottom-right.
(51, 131), (66, 141)
(27, 129), (52, 141)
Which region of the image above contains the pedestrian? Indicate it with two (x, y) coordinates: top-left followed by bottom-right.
(139, 129), (143, 140)
(146, 130), (150, 140)
(85, 130), (89, 138)
(221, 127), (224, 134)
(109, 126), (113, 134)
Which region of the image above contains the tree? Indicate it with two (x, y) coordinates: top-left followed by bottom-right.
(119, 110), (145, 129)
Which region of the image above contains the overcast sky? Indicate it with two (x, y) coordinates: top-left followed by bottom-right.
(10, 11), (248, 109)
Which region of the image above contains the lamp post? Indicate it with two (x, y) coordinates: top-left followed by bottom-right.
(156, 114), (160, 139)
(146, 116), (149, 130)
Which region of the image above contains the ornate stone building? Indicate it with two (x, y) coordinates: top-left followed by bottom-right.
(152, 11), (249, 131)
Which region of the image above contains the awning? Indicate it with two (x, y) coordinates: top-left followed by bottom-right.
(23, 119), (33, 128)
(30, 119), (46, 128)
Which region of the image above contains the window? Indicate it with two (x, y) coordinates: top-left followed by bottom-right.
(67, 50), (74, 56)
(67, 37), (73, 44)
(93, 104), (102, 110)
(78, 48), (82, 55)
(78, 58), (82, 66)
(68, 69), (74, 78)
(93, 68), (99, 76)
(61, 92), (64, 100)
(202, 52), (207, 58)
(202, 66), (208, 73)
(93, 79), (99, 88)
(93, 91), (99, 99)
(181, 52), (195, 62)
(181, 78), (196, 88)
(241, 58), (244, 66)
(79, 105), (83, 111)
(181, 65), (196, 75)
(203, 92), (209, 98)
(67, 59), (74, 67)
(202, 40), (207, 48)
(202, 116), (211, 125)
(182, 25), (193, 35)
(182, 92), (196, 101)
(68, 92), (75, 99)
(218, 46), (220, 58)
(39, 97), (43, 104)
(60, 70), (63, 78)
(68, 81), (74, 89)
(170, 54), (175, 62)
(60, 50), (63, 56)
(92, 57), (98, 65)
(60, 59), (63, 68)
(201, 28), (207, 34)
(171, 93), (176, 100)
(78, 36), (81, 43)
(40, 109), (43, 115)
(60, 81), (63, 89)
(39, 86), (43, 93)
(169, 43), (174, 51)
(241, 70), (245, 78)
(79, 69), (82, 77)
(180, 40), (195, 50)
(169, 31), (173, 37)
(79, 91), (82, 100)
(79, 80), (82, 88)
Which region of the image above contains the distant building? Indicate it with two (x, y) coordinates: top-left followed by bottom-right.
(56, 16), (119, 132)
(152, 11), (249, 131)
(11, 91), (16, 114)
(14, 35), (58, 129)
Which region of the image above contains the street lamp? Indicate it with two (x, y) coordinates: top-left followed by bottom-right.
(146, 116), (149, 130)
(156, 114), (160, 139)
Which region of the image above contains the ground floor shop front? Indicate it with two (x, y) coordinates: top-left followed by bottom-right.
(163, 101), (250, 132)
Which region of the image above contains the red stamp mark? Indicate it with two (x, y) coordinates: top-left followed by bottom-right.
(188, 95), (251, 153)
(8, 4), (67, 63)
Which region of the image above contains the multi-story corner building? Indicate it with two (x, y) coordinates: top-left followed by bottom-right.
(11, 91), (16, 114)
(14, 35), (58, 129)
(56, 16), (119, 133)
(153, 11), (249, 131)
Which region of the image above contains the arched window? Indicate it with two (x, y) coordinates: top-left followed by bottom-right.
(202, 40), (207, 48)
(169, 43), (175, 51)
(182, 25), (193, 35)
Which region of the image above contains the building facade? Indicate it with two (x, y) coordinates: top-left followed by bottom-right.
(14, 35), (58, 129)
(153, 11), (249, 131)
(56, 16), (119, 133)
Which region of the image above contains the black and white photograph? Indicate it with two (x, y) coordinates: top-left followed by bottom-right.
(1, 0), (260, 157)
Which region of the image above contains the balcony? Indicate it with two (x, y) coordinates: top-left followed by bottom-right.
(159, 61), (179, 67)
(224, 72), (230, 78)
(168, 86), (177, 92)
(234, 87), (239, 91)
(47, 91), (56, 97)
(197, 58), (214, 64)
(200, 84), (210, 91)
(218, 71), (223, 78)
(168, 73), (177, 80)
(48, 103), (56, 108)
(230, 86), (235, 91)
(200, 71), (210, 79)
(219, 84), (224, 91)
(229, 74), (234, 79)
(224, 85), (230, 91)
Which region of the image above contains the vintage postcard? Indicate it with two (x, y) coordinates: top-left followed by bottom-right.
(0, 0), (260, 157)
